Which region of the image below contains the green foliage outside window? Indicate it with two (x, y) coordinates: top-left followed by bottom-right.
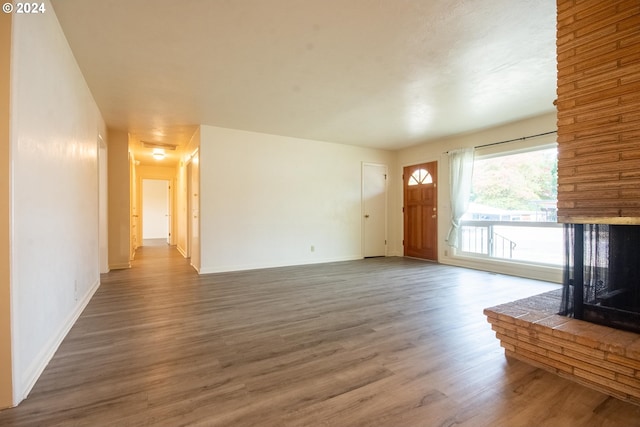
(471, 148), (558, 212)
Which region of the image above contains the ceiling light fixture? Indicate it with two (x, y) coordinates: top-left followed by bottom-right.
(152, 148), (165, 160)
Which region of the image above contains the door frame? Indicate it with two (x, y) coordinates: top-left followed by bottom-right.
(402, 159), (439, 261)
(137, 170), (176, 247)
(361, 162), (388, 258)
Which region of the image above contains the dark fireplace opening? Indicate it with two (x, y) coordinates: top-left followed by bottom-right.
(561, 224), (640, 334)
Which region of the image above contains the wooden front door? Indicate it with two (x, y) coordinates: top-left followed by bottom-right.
(403, 161), (438, 260)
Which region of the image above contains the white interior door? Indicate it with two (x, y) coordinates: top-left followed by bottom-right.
(98, 138), (109, 273)
(189, 153), (200, 271)
(186, 162), (192, 258)
(363, 163), (387, 257)
(166, 183), (172, 245)
(142, 179), (169, 241)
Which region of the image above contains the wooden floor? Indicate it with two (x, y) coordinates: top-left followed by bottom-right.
(1, 246), (640, 426)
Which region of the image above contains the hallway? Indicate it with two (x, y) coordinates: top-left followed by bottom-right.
(0, 248), (639, 426)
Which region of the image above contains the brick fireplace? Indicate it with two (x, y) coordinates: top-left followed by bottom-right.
(555, 0), (640, 222)
(486, 0), (640, 405)
(484, 293), (640, 405)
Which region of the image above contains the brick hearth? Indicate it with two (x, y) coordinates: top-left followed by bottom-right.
(484, 290), (640, 406)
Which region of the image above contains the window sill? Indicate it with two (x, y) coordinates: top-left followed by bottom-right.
(441, 251), (563, 284)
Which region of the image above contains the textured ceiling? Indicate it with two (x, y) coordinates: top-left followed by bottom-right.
(50, 0), (557, 154)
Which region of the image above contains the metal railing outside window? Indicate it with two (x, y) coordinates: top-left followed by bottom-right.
(458, 220), (563, 266)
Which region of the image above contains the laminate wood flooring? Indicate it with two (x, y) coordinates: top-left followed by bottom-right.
(1, 246), (640, 426)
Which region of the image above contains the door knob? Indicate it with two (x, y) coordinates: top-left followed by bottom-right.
(432, 215), (437, 218)
(364, 214), (370, 218)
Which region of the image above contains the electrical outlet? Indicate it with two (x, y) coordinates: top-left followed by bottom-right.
(444, 249), (448, 257)
(311, 245), (315, 252)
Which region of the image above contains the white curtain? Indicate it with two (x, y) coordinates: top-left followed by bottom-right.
(446, 148), (474, 248)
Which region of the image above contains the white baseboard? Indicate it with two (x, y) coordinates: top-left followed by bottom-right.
(109, 262), (131, 270)
(176, 245), (187, 258)
(17, 278), (101, 403)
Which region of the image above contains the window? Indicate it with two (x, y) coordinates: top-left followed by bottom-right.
(408, 169), (433, 186)
(458, 146), (562, 266)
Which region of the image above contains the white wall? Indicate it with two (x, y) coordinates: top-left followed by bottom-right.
(396, 112), (562, 283)
(199, 125), (395, 273)
(10, 2), (105, 404)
